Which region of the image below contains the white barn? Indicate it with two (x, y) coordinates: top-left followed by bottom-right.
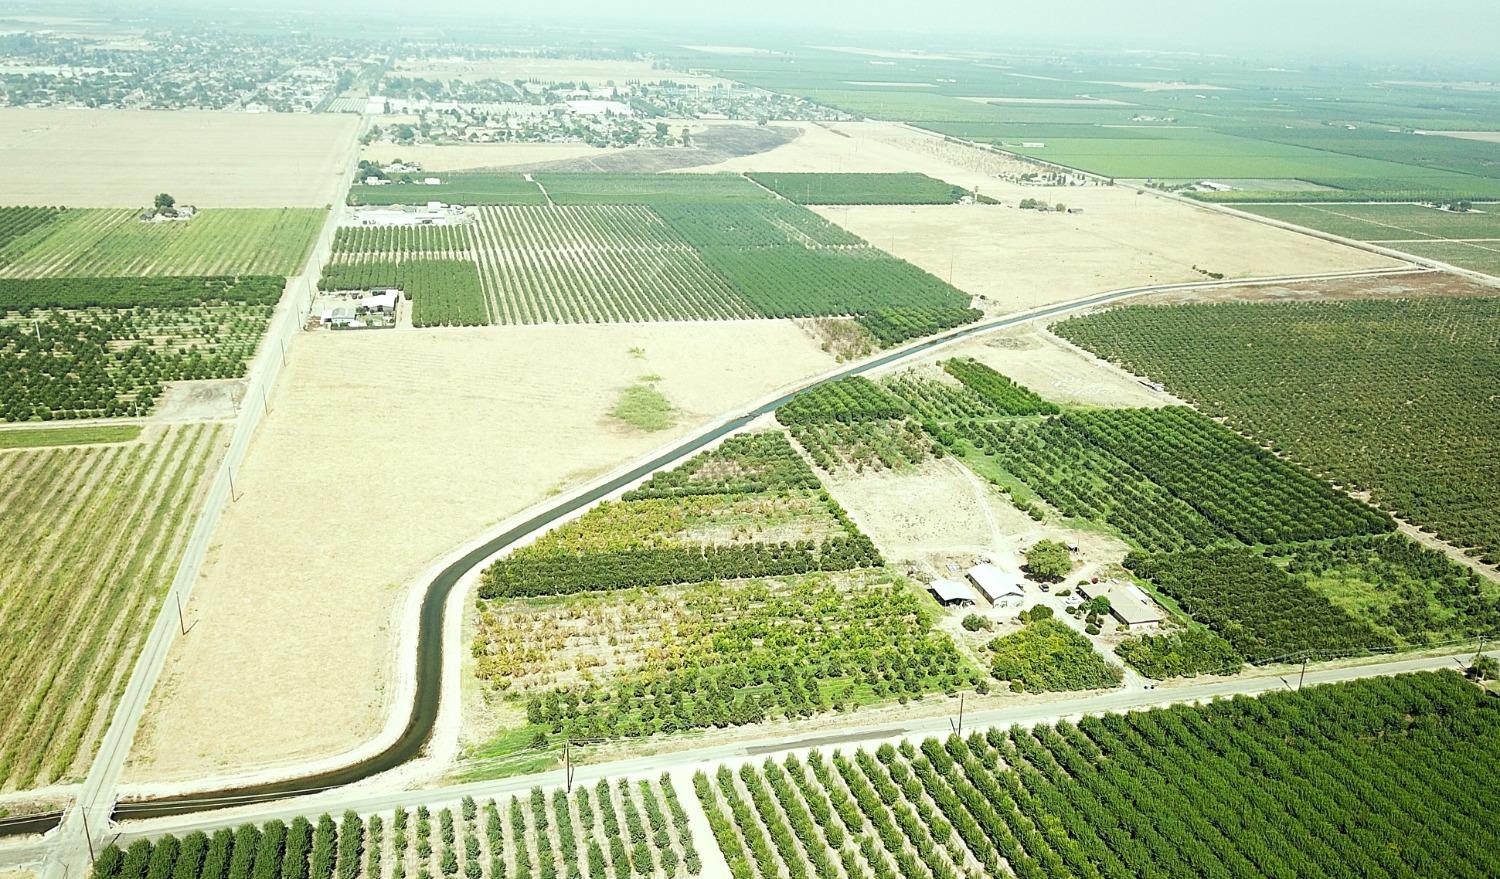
(358, 290), (400, 313)
(967, 563), (1025, 607)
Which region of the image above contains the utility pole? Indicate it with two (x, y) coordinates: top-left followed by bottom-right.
(949, 692), (965, 738)
(79, 806), (96, 865)
(1298, 654), (1308, 691)
(175, 591), (187, 635)
(563, 739), (575, 794)
(228, 467), (238, 502)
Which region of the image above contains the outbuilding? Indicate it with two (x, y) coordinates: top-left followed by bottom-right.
(1078, 580), (1164, 631)
(322, 305), (357, 328)
(967, 563), (1025, 607)
(358, 290), (400, 313)
(927, 579), (976, 608)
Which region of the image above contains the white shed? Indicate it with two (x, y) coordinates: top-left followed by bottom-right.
(358, 290), (400, 313)
(927, 579), (976, 608)
(967, 563), (1025, 606)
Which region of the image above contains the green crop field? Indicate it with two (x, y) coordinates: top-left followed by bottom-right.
(470, 205), (756, 323)
(0, 208), (324, 278)
(698, 245), (969, 318)
(1237, 204), (1500, 274)
(0, 206), (64, 251)
(349, 173), (547, 206)
(1390, 240), (1500, 275)
(1055, 298), (1500, 564)
(0, 424), (142, 449)
(0, 276), (281, 421)
(1006, 132), (1431, 181)
(749, 172), (967, 205)
(325, 182), (978, 334)
(537, 173), (773, 205)
(0, 423), (224, 790)
(1241, 203), (1500, 240)
(697, 672), (1500, 879)
(95, 777), (705, 879)
(677, 45), (1500, 202)
(651, 202), (865, 248)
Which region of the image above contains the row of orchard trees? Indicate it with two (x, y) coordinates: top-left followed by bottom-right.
(95, 779), (704, 879)
(95, 812), (364, 879)
(479, 536), (883, 599)
(696, 671), (1500, 879)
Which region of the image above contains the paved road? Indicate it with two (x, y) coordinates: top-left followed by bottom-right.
(102, 264), (1427, 821)
(2, 261), (1421, 876)
(0, 178), (1431, 876)
(84, 648), (1491, 848)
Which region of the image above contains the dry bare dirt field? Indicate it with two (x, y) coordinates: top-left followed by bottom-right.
(1428, 130), (1500, 143)
(913, 326), (1180, 409)
(0, 109), (360, 207)
(125, 321), (836, 783)
(816, 200), (1401, 312)
(1130, 267), (1498, 304)
(825, 457), (1126, 576)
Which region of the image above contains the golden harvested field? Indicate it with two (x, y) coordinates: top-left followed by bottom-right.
(0, 423), (224, 792)
(126, 321), (837, 783)
(814, 200), (1401, 313)
(0, 109), (360, 207)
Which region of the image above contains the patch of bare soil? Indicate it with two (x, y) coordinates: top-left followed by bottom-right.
(1131, 268), (1498, 304)
(822, 456), (1127, 582)
(507, 123), (800, 174)
(150, 379), (243, 422)
(890, 325), (1179, 409)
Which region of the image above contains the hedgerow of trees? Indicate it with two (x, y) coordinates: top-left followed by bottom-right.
(1115, 627), (1245, 679)
(987, 618), (1123, 692)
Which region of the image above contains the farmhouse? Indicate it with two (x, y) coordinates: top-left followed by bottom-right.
(1077, 580), (1164, 631)
(358, 290), (400, 313)
(321, 305), (357, 327)
(927, 579), (976, 608)
(966, 563), (1025, 606)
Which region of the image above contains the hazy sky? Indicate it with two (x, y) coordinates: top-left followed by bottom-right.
(92, 0), (1500, 67)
